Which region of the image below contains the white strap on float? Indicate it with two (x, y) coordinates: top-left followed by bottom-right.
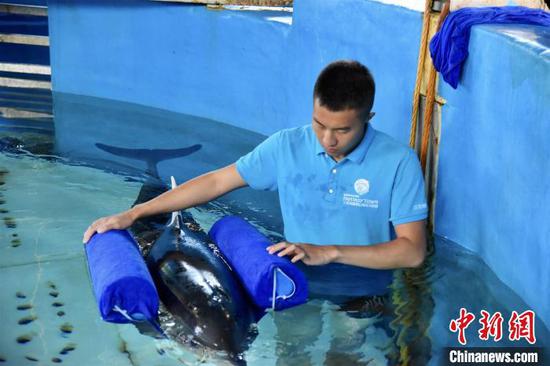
(113, 305), (135, 322)
(271, 268), (297, 311)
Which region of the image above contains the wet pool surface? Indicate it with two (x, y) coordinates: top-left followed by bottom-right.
(0, 99), (548, 365)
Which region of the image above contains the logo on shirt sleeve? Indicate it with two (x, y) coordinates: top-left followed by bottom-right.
(414, 203), (427, 210)
(354, 179), (370, 195)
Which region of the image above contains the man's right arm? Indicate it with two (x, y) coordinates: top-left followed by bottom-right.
(82, 163), (246, 243)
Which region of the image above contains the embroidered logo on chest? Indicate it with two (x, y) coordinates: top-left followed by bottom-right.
(344, 179), (377, 209)
(354, 179), (370, 195)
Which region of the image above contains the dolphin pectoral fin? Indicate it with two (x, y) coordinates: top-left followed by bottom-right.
(133, 319), (166, 339)
(168, 176), (183, 230)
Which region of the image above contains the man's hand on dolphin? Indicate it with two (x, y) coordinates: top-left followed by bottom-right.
(267, 241), (338, 266)
(83, 210), (136, 244)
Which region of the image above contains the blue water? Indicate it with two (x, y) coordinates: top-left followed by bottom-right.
(0, 94), (547, 365)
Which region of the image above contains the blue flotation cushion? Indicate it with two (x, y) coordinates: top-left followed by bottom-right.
(85, 230), (159, 323)
(209, 216), (308, 311)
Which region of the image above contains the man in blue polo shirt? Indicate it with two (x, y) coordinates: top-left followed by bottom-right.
(240, 60), (428, 271)
(83, 60), (427, 272)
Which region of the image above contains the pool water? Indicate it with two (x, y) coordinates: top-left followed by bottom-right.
(0, 94), (547, 366)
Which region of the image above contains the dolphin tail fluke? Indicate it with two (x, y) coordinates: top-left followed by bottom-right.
(95, 143), (202, 177)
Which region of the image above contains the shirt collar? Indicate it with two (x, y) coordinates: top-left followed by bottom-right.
(314, 123), (375, 164)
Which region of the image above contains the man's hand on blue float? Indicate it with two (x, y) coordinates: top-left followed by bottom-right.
(266, 241), (338, 266)
(82, 210), (137, 244)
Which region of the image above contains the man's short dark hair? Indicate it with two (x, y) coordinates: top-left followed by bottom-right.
(313, 60), (375, 115)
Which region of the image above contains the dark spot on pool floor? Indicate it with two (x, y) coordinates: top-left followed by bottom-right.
(59, 343), (76, 355)
(52, 357), (62, 363)
(0, 355), (6, 362)
(0, 209), (9, 213)
(3, 217), (16, 229)
(47, 281), (57, 290)
(11, 239), (21, 247)
(18, 315), (37, 325)
(52, 302), (64, 307)
(24, 356), (38, 362)
(16, 291), (26, 299)
(49, 291), (59, 298)
(118, 339), (130, 356)
(17, 304), (33, 311)
(16, 335), (32, 344)
(57, 311), (65, 317)
(60, 323), (73, 334)
(12, 233), (17, 237)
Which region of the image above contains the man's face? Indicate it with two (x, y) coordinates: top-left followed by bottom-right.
(312, 98), (367, 162)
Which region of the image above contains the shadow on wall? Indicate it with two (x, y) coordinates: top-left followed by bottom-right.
(53, 91), (284, 234)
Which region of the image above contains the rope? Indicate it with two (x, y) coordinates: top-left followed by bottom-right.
(419, 2), (450, 171)
(409, 0), (434, 149)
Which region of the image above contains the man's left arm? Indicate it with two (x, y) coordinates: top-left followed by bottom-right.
(267, 219), (427, 269)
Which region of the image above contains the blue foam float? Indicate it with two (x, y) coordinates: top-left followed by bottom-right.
(85, 229), (159, 323)
(209, 216), (308, 311)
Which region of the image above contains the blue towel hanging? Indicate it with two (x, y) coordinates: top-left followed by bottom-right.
(430, 7), (550, 88)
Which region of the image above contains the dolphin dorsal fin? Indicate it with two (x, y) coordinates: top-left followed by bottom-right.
(168, 176), (183, 230)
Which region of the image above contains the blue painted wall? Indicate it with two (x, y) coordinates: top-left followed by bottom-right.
(434, 24), (550, 328)
(47, 0), (421, 142)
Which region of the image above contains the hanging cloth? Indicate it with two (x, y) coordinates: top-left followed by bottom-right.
(430, 6), (550, 88)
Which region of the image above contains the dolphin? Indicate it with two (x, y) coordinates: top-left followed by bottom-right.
(95, 142), (261, 361)
(146, 208), (260, 359)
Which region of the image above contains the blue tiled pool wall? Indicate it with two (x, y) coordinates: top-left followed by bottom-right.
(47, 0), (550, 331)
